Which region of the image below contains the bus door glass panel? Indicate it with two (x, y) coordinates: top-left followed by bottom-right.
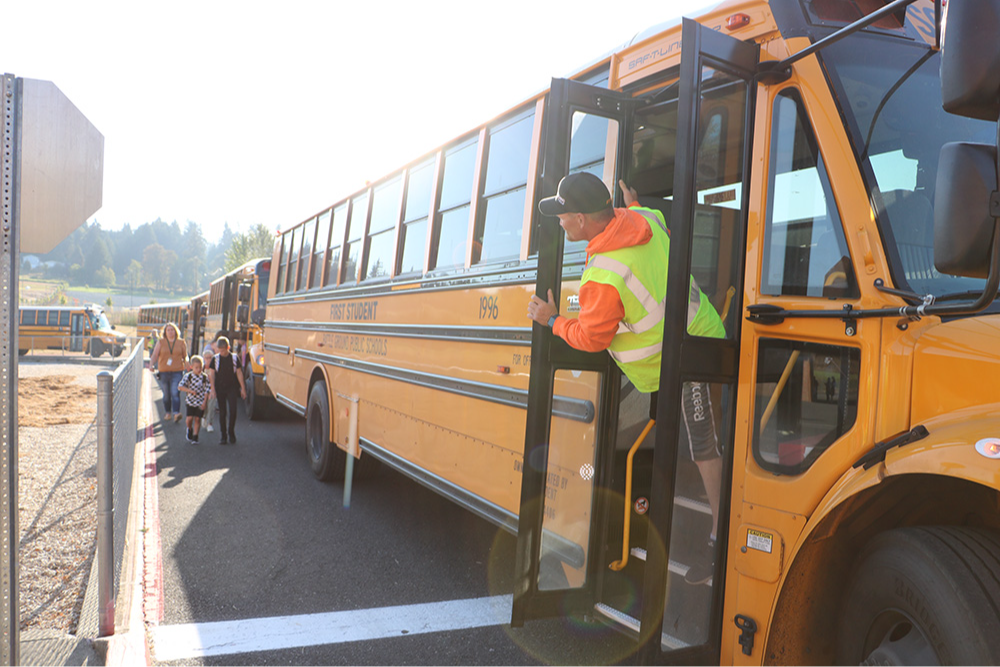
(537, 369), (602, 590)
(70, 313), (85, 351)
(753, 340), (860, 474)
(476, 109), (534, 265)
(399, 159), (434, 275)
(366, 175), (402, 280)
(762, 89), (858, 299)
(563, 112), (619, 258)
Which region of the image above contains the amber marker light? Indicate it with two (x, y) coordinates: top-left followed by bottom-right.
(975, 438), (1000, 459)
(726, 13), (751, 30)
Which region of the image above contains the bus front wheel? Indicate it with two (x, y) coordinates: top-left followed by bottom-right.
(89, 340), (104, 358)
(836, 526), (1000, 665)
(306, 382), (343, 481)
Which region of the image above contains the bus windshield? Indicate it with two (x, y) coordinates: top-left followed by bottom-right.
(89, 309), (113, 332)
(821, 36), (996, 299)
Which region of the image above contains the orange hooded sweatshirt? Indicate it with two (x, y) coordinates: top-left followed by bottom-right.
(553, 205), (655, 352)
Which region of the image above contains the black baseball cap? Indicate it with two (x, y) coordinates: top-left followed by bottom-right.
(538, 173), (612, 216)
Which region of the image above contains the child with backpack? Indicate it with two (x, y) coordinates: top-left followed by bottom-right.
(178, 355), (211, 444)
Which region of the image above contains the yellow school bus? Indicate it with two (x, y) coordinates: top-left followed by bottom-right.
(263, 0), (1000, 662)
(137, 300), (190, 342)
(206, 258), (273, 419)
(19, 304), (127, 357)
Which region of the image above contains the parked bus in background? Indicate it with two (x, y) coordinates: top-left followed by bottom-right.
(188, 290), (209, 354)
(206, 257), (273, 419)
(137, 300), (190, 350)
(19, 304), (127, 358)
(263, 0), (1000, 663)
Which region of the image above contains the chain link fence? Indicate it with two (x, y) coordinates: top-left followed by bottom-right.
(96, 341), (144, 636)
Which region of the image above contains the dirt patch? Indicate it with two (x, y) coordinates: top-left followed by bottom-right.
(18, 376), (97, 427)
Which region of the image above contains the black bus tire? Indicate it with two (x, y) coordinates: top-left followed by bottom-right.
(90, 340), (104, 358)
(306, 382), (343, 482)
(836, 526), (1000, 665)
(245, 372), (269, 421)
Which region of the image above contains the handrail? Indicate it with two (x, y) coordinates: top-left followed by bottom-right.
(760, 351), (800, 431)
(609, 418), (656, 572)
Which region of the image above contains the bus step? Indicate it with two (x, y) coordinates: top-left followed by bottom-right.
(675, 495), (712, 516)
(628, 551), (712, 584)
(593, 603), (693, 651)
(594, 603), (640, 633)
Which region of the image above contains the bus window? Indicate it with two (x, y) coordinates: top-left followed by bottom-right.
(762, 89), (858, 299)
(22, 310), (36, 325)
(326, 203), (348, 287)
(476, 109), (534, 265)
(365, 175), (402, 280)
(343, 192), (370, 284)
(285, 226), (300, 293)
(298, 216), (316, 291)
(399, 158), (434, 275)
(753, 339), (860, 474)
(59, 310), (69, 327)
(433, 136), (479, 271)
(275, 234), (287, 295)
(311, 209), (332, 289)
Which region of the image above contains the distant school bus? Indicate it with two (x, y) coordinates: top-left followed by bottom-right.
(137, 300), (190, 343)
(188, 290), (209, 353)
(263, 0), (1000, 663)
(206, 258), (273, 418)
(19, 304), (127, 357)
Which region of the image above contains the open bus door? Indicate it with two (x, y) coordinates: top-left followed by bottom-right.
(514, 21), (758, 665)
(511, 76), (633, 625)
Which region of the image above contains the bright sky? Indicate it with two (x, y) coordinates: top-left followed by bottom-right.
(2, 0), (717, 244)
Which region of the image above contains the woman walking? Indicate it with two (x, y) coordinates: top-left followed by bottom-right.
(150, 322), (189, 422)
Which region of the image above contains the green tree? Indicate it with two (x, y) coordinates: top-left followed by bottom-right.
(143, 243), (177, 290)
(225, 223), (275, 272)
(94, 265), (116, 288)
(83, 232), (112, 285)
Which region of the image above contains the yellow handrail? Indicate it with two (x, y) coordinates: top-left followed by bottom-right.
(760, 350), (800, 431)
(609, 418), (656, 571)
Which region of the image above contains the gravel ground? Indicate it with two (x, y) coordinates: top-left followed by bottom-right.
(17, 359), (110, 633)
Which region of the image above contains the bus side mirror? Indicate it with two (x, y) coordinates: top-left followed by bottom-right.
(238, 283), (252, 304)
(200, 303), (208, 315)
(934, 142), (998, 278)
(236, 304), (250, 325)
(941, 0), (1000, 122)
(251, 308), (266, 327)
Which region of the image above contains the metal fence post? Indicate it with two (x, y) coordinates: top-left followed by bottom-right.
(96, 371), (114, 636)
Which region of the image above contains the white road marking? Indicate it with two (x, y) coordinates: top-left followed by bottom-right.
(150, 594), (513, 660)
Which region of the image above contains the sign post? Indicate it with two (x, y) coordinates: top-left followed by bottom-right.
(0, 74), (104, 666)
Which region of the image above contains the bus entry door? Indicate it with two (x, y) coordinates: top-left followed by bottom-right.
(70, 313), (85, 352)
(512, 78), (634, 625)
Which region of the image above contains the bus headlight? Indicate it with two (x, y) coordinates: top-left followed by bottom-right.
(975, 438), (1000, 459)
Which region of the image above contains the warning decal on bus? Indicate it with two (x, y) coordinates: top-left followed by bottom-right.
(746, 529), (773, 554)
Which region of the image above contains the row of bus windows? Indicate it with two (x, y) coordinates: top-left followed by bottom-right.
(275, 106), (541, 296)
(21, 309), (73, 327)
(277, 103), (619, 297)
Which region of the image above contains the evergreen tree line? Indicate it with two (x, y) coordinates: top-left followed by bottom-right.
(23, 218), (277, 296)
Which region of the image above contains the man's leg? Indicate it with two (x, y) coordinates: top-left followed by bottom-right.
(217, 390), (230, 442)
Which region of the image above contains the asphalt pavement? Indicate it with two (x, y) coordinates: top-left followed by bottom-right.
(146, 385), (639, 666)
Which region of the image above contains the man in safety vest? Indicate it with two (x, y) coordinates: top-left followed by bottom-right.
(526, 172), (723, 585)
